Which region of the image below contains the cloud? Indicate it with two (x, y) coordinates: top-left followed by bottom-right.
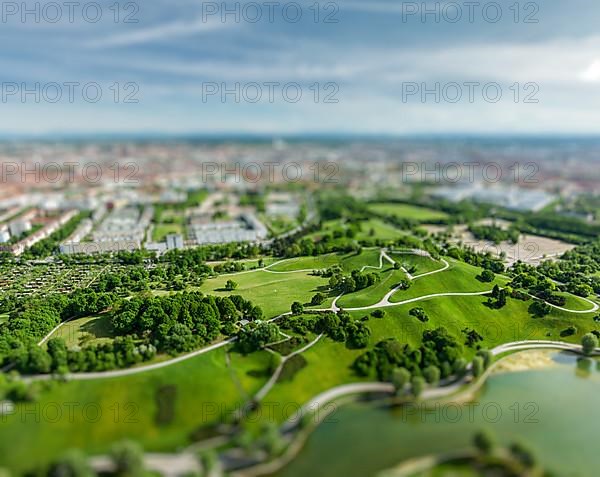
(85, 17), (236, 48)
(580, 59), (600, 82)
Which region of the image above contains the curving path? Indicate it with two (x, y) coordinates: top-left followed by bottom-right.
(254, 333), (323, 402)
(536, 294), (599, 314)
(283, 339), (600, 431)
(25, 338), (237, 382)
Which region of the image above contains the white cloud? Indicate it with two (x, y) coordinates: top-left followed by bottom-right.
(85, 17), (235, 48)
(579, 59), (600, 82)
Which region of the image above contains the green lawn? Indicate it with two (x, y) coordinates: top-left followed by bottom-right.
(260, 214), (298, 236)
(47, 314), (115, 348)
(389, 252), (446, 275)
(369, 203), (449, 222)
(265, 250), (381, 274)
(254, 337), (367, 424)
(0, 347), (270, 474)
(556, 292), (598, 312)
(337, 268), (408, 309)
(389, 259), (507, 303)
(354, 218), (407, 241)
(199, 270), (331, 317)
(354, 294), (598, 355)
(152, 223), (184, 242)
(267, 254), (343, 272)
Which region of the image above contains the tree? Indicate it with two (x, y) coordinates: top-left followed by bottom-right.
(310, 293), (326, 306)
(423, 365), (441, 385)
(26, 346), (52, 374)
(529, 300), (551, 318)
(47, 450), (93, 477)
(346, 321), (371, 349)
(411, 376), (426, 397)
(47, 337), (68, 371)
(510, 441), (537, 468)
(291, 302), (304, 315)
(237, 322), (280, 354)
(477, 349), (492, 369)
(471, 355), (484, 377)
(110, 440), (144, 477)
(477, 269), (495, 283)
(462, 328), (483, 348)
(409, 307), (428, 323)
(473, 429), (495, 455)
(391, 367), (411, 393)
(582, 333), (599, 356)
(225, 280), (238, 291)
(453, 357), (468, 376)
(217, 297), (239, 322)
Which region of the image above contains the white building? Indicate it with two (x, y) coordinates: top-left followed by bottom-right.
(0, 227), (10, 243)
(166, 234), (184, 250)
(9, 219), (31, 238)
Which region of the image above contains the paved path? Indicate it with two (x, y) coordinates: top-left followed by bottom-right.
(27, 312), (294, 382)
(541, 295), (598, 314)
(254, 334), (323, 401)
(26, 338), (237, 381)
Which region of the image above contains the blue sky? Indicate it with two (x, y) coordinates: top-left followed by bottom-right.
(2, 0), (600, 135)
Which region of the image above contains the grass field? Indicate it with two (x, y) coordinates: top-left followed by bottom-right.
(389, 252), (446, 275)
(305, 218), (406, 245)
(47, 314), (115, 348)
(369, 203), (449, 222)
(556, 292), (598, 312)
(0, 347), (271, 474)
(267, 254), (343, 272)
(354, 218), (407, 241)
(253, 337), (367, 424)
(152, 223), (184, 242)
(354, 294), (597, 356)
(388, 259), (507, 303)
(199, 270), (331, 317)
(336, 268), (408, 308)
(200, 251), (385, 317)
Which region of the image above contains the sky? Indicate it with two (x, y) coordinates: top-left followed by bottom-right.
(1, 0), (600, 135)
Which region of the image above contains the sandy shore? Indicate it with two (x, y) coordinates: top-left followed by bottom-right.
(492, 349), (557, 374)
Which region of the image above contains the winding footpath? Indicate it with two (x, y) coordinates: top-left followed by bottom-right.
(254, 333), (324, 402)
